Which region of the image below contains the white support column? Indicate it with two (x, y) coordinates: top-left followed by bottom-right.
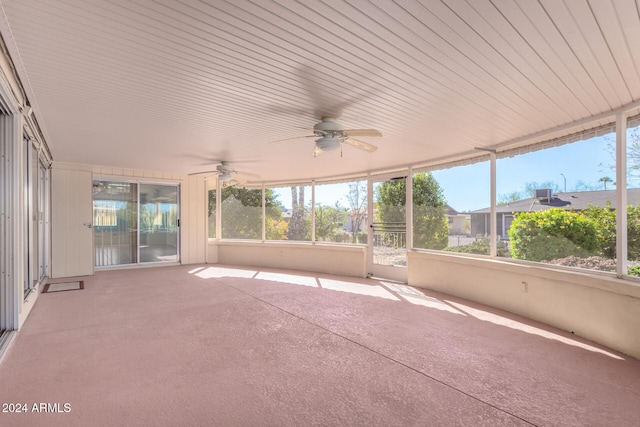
(44, 166), (51, 277)
(311, 180), (316, 243)
(261, 184), (266, 242)
(616, 112), (628, 277)
(24, 137), (33, 295)
(406, 167), (413, 251)
(490, 152), (497, 257)
(215, 177), (221, 239)
(367, 173), (373, 277)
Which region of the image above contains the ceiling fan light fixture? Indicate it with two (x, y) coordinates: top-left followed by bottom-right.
(315, 136), (340, 151)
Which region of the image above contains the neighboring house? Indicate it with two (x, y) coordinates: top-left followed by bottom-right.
(470, 189), (640, 239)
(446, 204), (470, 235)
(344, 210), (368, 234)
(281, 208), (292, 221)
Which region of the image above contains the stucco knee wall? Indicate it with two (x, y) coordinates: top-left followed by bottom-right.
(408, 251), (640, 360)
(210, 241), (368, 278)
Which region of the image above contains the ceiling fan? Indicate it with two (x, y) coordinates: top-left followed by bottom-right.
(272, 117), (382, 157)
(189, 161), (259, 187)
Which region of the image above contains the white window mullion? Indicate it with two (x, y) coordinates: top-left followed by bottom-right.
(216, 177), (222, 239)
(311, 180), (316, 243)
(616, 112), (628, 277)
(490, 152), (497, 257)
(136, 184), (141, 264)
(406, 167), (413, 250)
(262, 184), (266, 241)
(367, 173), (373, 276)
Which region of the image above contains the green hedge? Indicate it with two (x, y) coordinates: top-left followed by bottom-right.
(444, 238), (510, 257)
(582, 204), (616, 259)
(508, 208), (598, 262)
(583, 204), (640, 261)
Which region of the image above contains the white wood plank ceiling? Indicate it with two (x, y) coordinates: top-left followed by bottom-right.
(1, 0), (639, 183)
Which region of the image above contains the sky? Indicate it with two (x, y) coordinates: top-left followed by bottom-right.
(271, 132), (626, 213)
(436, 134), (615, 212)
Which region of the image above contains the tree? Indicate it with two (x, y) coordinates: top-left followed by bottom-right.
(346, 180), (367, 243)
(498, 191), (525, 205)
(573, 180), (599, 191)
(208, 187), (283, 239)
(314, 202), (348, 241)
(266, 216), (288, 240)
(288, 186), (308, 240)
(375, 172), (448, 250)
(602, 127), (640, 186)
(598, 176), (613, 190)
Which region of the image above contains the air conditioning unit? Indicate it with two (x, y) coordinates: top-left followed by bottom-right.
(535, 189), (552, 203)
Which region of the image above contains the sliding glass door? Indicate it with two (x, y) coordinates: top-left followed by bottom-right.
(93, 182), (138, 266)
(93, 180), (179, 267)
(24, 137), (50, 296)
(139, 184), (179, 263)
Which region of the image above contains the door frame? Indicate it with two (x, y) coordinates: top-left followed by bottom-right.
(367, 172), (409, 283)
(92, 178), (181, 268)
(0, 94), (20, 331)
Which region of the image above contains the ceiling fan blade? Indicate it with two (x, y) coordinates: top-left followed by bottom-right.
(343, 129), (382, 137)
(343, 137), (378, 153)
(268, 135), (316, 144)
(236, 170), (260, 179)
(188, 170), (220, 176)
(295, 64), (363, 118)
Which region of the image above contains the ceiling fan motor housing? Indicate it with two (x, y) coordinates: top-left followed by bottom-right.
(216, 163), (235, 181)
(270, 116), (379, 156)
(314, 117), (344, 134)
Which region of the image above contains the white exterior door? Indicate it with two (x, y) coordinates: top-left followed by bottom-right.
(51, 167), (94, 278)
(368, 174), (408, 282)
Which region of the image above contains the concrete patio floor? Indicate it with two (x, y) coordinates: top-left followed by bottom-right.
(1, 264), (639, 426)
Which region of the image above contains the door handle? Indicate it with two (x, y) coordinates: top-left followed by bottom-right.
(83, 223), (93, 228)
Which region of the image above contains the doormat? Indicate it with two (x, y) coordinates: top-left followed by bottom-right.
(42, 281), (84, 293)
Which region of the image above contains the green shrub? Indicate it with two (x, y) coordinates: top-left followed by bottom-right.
(583, 204), (616, 259)
(627, 265), (640, 276)
(626, 205), (640, 261)
(583, 204), (640, 261)
(444, 238), (510, 257)
(508, 209), (598, 262)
